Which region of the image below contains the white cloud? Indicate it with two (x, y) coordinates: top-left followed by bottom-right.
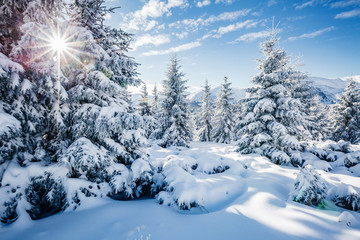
(132, 34), (171, 50)
(214, 20), (259, 38)
(142, 41), (201, 56)
(288, 26), (334, 41)
(335, 9), (360, 18)
(215, 0), (234, 4)
(230, 30), (272, 43)
(330, 0), (360, 8)
(168, 9), (251, 31)
(120, 0), (189, 32)
(295, 0), (315, 10)
(175, 31), (189, 39)
(196, 0), (211, 8)
(268, 0), (277, 7)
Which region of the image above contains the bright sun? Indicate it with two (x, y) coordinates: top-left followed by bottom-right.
(50, 35), (68, 54)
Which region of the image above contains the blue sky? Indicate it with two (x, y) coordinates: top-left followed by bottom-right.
(104, 0), (360, 90)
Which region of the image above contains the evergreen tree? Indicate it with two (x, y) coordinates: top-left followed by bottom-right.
(138, 84), (151, 116)
(212, 76), (234, 144)
(198, 80), (213, 142)
(10, 0), (70, 163)
(289, 165), (327, 206)
(63, 0), (149, 185)
(138, 84), (156, 138)
(0, 0), (30, 56)
(332, 80), (360, 144)
(0, 53), (23, 181)
(151, 83), (159, 113)
(308, 95), (331, 141)
(235, 33), (308, 165)
(70, 0), (140, 88)
(156, 54), (192, 148)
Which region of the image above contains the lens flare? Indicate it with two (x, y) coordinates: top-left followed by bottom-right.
(50, 35), (68, 54)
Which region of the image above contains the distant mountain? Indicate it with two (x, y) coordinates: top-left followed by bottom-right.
(308, 77), (346, 104)
(189, 86), (246, 107)
(188, 76), (352, 106)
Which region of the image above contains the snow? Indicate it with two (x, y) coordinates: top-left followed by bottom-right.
(0, 112), (21, 136)
(1, 141), (360, 240)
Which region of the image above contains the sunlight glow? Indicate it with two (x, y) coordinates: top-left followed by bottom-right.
(50, 35), (68, 54)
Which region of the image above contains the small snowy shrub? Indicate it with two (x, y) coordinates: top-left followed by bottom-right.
(107, 159), (154, 200)
(156, 165), (204, 210)
(289, 165), (327, 206)
(329, 185), (360, 211)
(61, 138), (111, 182)
(25, 172), (68, 220)
(0, 193), (21, 224)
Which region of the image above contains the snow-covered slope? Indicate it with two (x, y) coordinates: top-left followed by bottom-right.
(1, 142), (360, 240)
(309, 77), (347, 104)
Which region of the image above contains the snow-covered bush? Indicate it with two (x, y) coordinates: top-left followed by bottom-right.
(25, 172), (67, 220)
(60, 137), (111, 182)
(0, 193), (21, 224)
(155, 148), (245, 211)
(329, 185), (360, 211)
(304, 140), (360, 170)
(289, 165), (327, 206)
(107, 159), (154, 200)
(157, 165), (204, 210)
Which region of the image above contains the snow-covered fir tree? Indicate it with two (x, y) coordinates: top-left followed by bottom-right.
(212, 76), (234, 144)
(138, 84), (151, 116)
(61, 0), (151, 198)
(289, 165), (327, 206)
(235, 33), (309, 165)
(2, 0), (151, 201)
(197, 80), (213, 142)
(10, 0), (70, 163)
(0, 0), (30, 56)
(138, 84), (156, 138)
(151, 83), (159, 113)
(308, 95), (331, 141)
(0, 52), (23, 181)
(332, 79), (360, 144)
(156, 54), (192, 148)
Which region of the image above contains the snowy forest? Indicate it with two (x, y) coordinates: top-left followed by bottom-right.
(1, 1), (360, 239)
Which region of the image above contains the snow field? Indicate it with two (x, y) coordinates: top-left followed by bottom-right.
(1, 141), (360, 240)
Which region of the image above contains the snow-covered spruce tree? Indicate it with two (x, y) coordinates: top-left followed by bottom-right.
(70, 0), (140, 87)
(152, 83), (159, 113)
(138, 84), (156, 138)
(308, 95), (331, 141)
(138, 84), (151, 116)
(331, 79), (360, 144)
(0, 0), (30, 56)
(10, 0), (70, 163)
(198, 80), (213, 142)
(0, 52), (24, 180)
(212, 76), (234, 144)
(235, 33), (308, 165)
(156, 54), (192, 148)
(289, 165), (327, 207)
(61, 1), (151, 199)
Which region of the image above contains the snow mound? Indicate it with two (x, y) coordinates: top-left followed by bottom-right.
(338, 211), (360, 227)
(153, 142), (246, 212)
